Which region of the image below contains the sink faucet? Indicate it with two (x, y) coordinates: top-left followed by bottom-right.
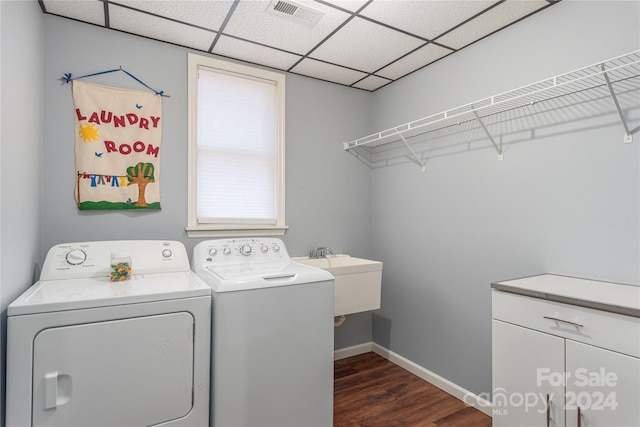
(310, 247), (333, 259)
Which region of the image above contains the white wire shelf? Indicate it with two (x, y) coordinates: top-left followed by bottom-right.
(343, 50), (640, 169)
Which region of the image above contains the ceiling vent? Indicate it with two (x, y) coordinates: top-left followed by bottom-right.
(266, 0), (325, 27)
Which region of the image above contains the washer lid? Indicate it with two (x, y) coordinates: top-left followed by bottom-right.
(198, 261), (333, 292)
(8, 271), (210, 316)
(206, 260), (292, 281)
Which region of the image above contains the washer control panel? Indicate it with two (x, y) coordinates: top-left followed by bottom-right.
(40, 240), (190, 281)
(197, 238), (289, 265)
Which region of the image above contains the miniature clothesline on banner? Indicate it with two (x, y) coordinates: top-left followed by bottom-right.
(60, 66), (170, 97)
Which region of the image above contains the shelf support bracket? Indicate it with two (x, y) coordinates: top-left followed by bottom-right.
(601, 64), (633, 143)
(396, 130), (426, 172)
(472, 109), (503, 160)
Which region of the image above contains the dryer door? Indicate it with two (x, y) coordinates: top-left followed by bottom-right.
(32, 312), (194, 427)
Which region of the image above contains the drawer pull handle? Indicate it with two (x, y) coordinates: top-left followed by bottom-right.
(543, 315), (583, 328)
(546, 393), (551, 427)
(578, 406), (582, 427)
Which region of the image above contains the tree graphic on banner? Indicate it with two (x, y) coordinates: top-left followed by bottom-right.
(127, 162), (155, 207)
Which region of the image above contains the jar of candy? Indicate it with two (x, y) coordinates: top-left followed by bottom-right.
(110, 252), (132, 282)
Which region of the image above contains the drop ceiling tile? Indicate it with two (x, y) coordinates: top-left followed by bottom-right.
(40, 0), (560, 91)
(290, 58), (368, 86)
(111, 0), (235, 31)
(213, 35), (302, 71)
(309, 16), (424, 73)
(109, 4), (216, 51)
(377, 43), (452, 80)
(359, 0), (496, 41)
(321, 0), (370, 13)
(222, 1), (351, 55)
(435, 0), (550, 50)
(43, 0), (105, 26)
(352, 75), (391, 91)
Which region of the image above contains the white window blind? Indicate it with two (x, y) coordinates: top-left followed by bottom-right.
(187, 54), (286, 237)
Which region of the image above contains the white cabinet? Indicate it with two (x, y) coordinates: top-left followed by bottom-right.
(492, 320), (565, 426)
(492, 274), (640, 427)
(565, 341), (640, 427)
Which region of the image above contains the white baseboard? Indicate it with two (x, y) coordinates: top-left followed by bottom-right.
(371, 343), (493, 417)
(334, 342), (373, 360)
(334, 342), (493, 417)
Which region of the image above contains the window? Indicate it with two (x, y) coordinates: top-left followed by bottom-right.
(187, 53), (286, 237)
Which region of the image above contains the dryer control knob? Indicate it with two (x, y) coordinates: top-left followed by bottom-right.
(208, 248), (218, 257)
(66, 249), (87, 265)
(260, 245), (269, 253)
(223, 247), (232, 256)
(240, 244), (252, 256)
(162, 249), (172, 258)
(272, 244), (280, 253)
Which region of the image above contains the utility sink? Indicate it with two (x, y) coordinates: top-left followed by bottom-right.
(292, 255), (382, 316)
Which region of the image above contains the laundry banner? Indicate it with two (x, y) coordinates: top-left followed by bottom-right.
(73, 80), (162, 210)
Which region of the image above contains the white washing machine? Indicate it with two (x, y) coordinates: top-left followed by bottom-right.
(6, 240), (211, 427)
(193, 238), (334, 427)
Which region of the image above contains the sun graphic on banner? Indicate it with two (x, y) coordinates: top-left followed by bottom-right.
(79, 123), (100, 143)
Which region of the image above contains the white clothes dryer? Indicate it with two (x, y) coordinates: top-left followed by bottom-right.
(6, 240), (211, 427)
(193, 238), (334, 427)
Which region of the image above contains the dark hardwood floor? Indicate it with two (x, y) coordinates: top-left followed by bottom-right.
(334, 352), (492, 427)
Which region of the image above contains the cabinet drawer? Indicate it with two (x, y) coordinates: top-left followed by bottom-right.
(492, 290), (640, 358)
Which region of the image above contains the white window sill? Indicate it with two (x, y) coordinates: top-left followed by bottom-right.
(185, 225), (288, 238)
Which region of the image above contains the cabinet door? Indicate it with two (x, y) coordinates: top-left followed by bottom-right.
(493, 320), (566, 427)
(565, 341), (640, 427)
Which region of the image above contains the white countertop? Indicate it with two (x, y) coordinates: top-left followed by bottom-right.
(492, 274), (640, 317)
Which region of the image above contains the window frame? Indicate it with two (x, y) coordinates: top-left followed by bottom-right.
(186, 53), (287, 238)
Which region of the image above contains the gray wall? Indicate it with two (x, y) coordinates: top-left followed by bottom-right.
(0, 1), (44, 422)
(42, 16), (373, 347)
(370, 0), (640, 398)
